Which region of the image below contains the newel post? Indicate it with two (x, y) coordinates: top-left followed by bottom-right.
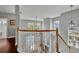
(56, 28), (59, 53)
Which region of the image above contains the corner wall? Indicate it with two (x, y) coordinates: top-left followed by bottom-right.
(56, 8), (79, 53)
(0, 12), (15, 37)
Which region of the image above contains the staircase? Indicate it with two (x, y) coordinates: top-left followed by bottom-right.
(17, 28), (79, 53)
(54, 28), (70, 53)
(57, 32), (79, 53)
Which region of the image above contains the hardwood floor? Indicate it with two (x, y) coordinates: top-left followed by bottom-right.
(0, 37), (18, 53)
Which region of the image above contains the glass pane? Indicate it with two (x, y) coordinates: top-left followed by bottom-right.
(54, 21), (60, 29)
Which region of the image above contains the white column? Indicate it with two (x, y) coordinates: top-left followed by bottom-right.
(15, 5), (20, 46)
(50, 18), (53, 53)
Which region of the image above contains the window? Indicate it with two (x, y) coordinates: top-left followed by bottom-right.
(27, 22), (41, 30)
(54, 21), (60, 29)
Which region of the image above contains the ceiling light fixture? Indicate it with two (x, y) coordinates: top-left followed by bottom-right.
(69, 5), (75, 30)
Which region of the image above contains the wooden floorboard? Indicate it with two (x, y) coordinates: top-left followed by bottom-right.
(0, 37), (18, 53)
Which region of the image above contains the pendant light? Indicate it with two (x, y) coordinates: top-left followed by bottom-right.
(69, 5), (75, 30)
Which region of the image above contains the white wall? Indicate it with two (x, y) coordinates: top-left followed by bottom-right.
(0, 12), (15, 37)
(60, 9), (79, 52)
(60, 9), (79, 39)
(0, 12), (15, 19)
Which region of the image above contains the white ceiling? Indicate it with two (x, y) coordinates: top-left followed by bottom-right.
(0, 5), (79, 19)
(0, 5), (15, 13)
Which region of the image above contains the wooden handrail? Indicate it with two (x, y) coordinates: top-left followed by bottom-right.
(58, 34), (70, 48)
(17, 28), (70, 53)
(17, 29), (56, 32)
